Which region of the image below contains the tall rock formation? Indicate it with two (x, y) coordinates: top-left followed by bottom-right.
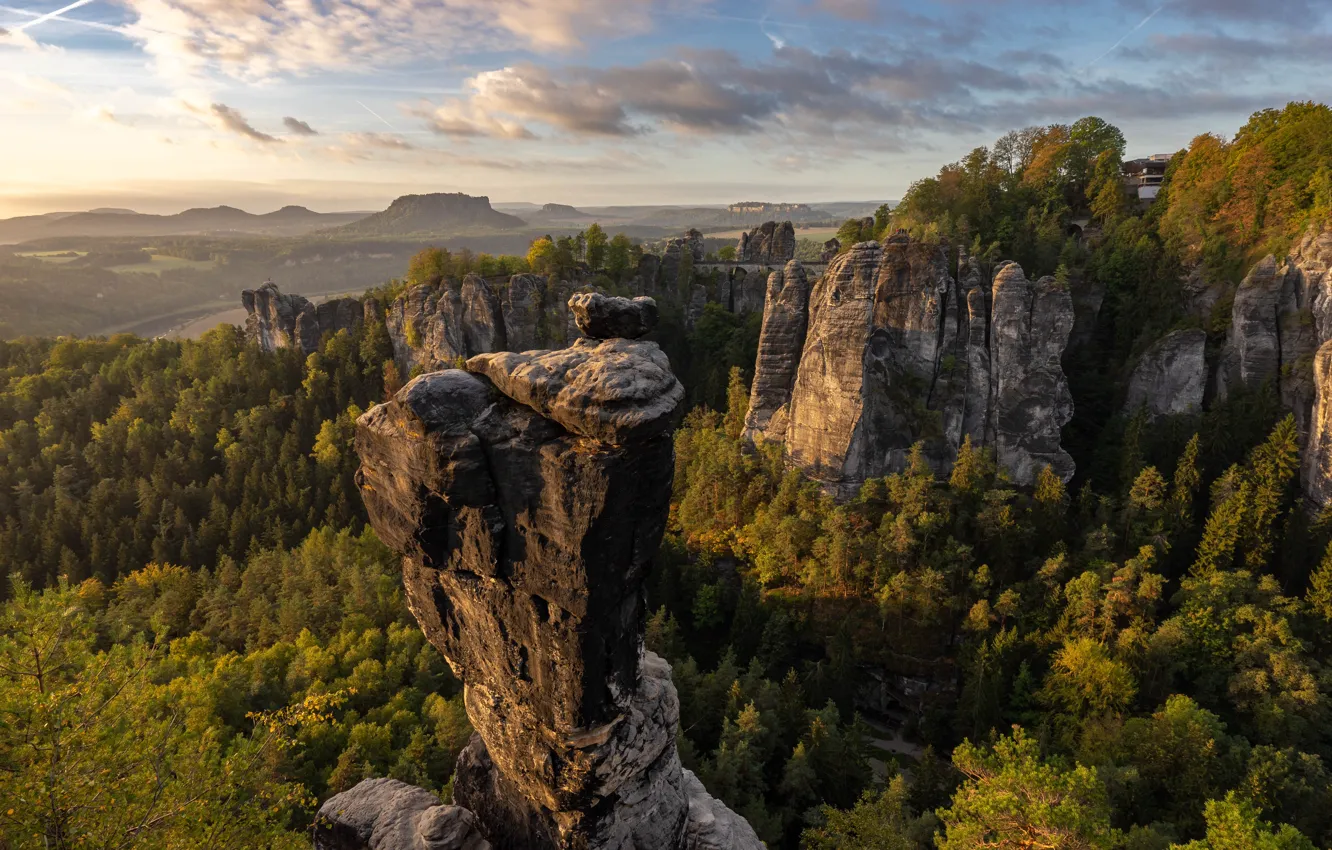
(1124, 329), (1208, 418)
(502, 275), (580, 352)
(241, 281), (366, 354)
(988, 264), (1076, 484)
(386, 278), (507, 374)
(344, 302), (762, 850)
(749, 234), (1076, 490)
(1201, 226), (1332, 506)
(736, 221), (796, 265)
(743, 261), (811, 443)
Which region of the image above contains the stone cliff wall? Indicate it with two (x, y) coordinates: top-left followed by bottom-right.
(329, 296), (763, 850)
(737, 221), (796, 265)
(241, 281), (367, 354)
(748, 234), (1076, 490)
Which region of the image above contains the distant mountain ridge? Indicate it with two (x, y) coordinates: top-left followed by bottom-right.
(0, 205), (369, 244)
(330, 193), (525, 237)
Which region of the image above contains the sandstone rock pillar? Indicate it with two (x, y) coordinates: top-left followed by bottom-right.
(342, 297), (762, 850)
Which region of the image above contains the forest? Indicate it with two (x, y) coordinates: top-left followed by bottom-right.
(3, 102), (1332, 849)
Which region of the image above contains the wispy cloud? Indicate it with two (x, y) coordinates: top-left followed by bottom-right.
(186, 102), (281, 143)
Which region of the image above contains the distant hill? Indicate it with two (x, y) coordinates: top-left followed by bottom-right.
(331, 193), (526, 237)
(0, 205), (369, 245)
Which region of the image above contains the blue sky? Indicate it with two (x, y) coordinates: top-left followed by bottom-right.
(0, 0), (1326, 216)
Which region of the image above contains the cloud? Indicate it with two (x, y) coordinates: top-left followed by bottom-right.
(283, 117), (318, 136)
(186, 102), (281, 143)
(416, 46), (1039, 145)
(119, 0), (675, 82)
(342, 132), (414, 150)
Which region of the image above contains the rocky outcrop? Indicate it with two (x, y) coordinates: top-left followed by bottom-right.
(820, 239), (840, 263)
(569, 293), (658, 340)
(242, 281), (366, 354)
(386, 278), (507, 374)
(351, 314), (761, 850)
(1304, 341), (1332, 507)
(657, 230), (705, 294)
(750, 235), (1075, 490)
(502, 275), (580, 352)
(743, 261), (811, 443)
(736, 221), (796, 265)
(1125, 329), (1208, 418)
(1204, 227), (1332, 506)
(989, 264), (1076, 484)
(314, 779), (490, 850)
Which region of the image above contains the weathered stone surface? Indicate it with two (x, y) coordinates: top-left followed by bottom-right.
(1216, 255), (1285, 399)
(354, 336), (760, 849)
(460, 276), (507, 354)
(1304, 340), (1332, 507)
(658, 230), (705, 295)
(820, 239), (840, 263)
(744, 261), (811, 443)
(989, 264), (1076, 484)
(782, 240), (884, 492)
(686, 284), (708, 330)
(736, 221), (796, 265)
(387, 280), (508, 375)
(502, 274), (545, 352)
(730, 267), (765, 315)
(466, 338), (684, 445)
(680, 771), (763, 850)
(753, 235), (1076, 490)
(242, 281), (364, 354)
(569, 293), (659, 339)
(1125, 329), (1207, 418)
(313, 778), (490, 850)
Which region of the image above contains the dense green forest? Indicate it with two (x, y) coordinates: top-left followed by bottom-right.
(3, 103), (1332, 848)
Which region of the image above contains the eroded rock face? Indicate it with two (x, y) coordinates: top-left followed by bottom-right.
(242, 281), (365, 354)
(989, 265), (1076, 484)
(1304, 341), (1332, 507)
(751, 235), (1076, 489)
(743, 261), (811, 443)
(314, 779), (490, 850)
(352, 319), (761, 850)
(1125, 329), (1208, 418)
(387, 279), (507, 374)
(569, 293), (659, 340)
(736, 221), (796, 265)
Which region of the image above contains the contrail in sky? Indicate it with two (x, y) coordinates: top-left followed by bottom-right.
(15, 0), (97, 31)
(1081, 5), (1165, 71)
(356, 100), (399, 132)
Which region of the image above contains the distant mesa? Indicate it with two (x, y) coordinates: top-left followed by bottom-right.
(540, 202), (589, 216)
(331, 193), (526, 237)
(728, 201), (815, 216)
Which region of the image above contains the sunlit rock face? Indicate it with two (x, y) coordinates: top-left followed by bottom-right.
(348, 305), (763, 850)
(750, 233), (1075, 491)
(242, 281), (365, 354)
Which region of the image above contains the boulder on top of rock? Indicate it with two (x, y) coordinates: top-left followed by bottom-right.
(568, 292), (659, 339)
(466, 338), (684, 445)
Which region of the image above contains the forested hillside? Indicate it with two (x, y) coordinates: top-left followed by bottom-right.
(4, 103), (1332, 849)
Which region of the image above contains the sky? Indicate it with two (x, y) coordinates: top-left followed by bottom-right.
(0, 0), (1326, 217)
